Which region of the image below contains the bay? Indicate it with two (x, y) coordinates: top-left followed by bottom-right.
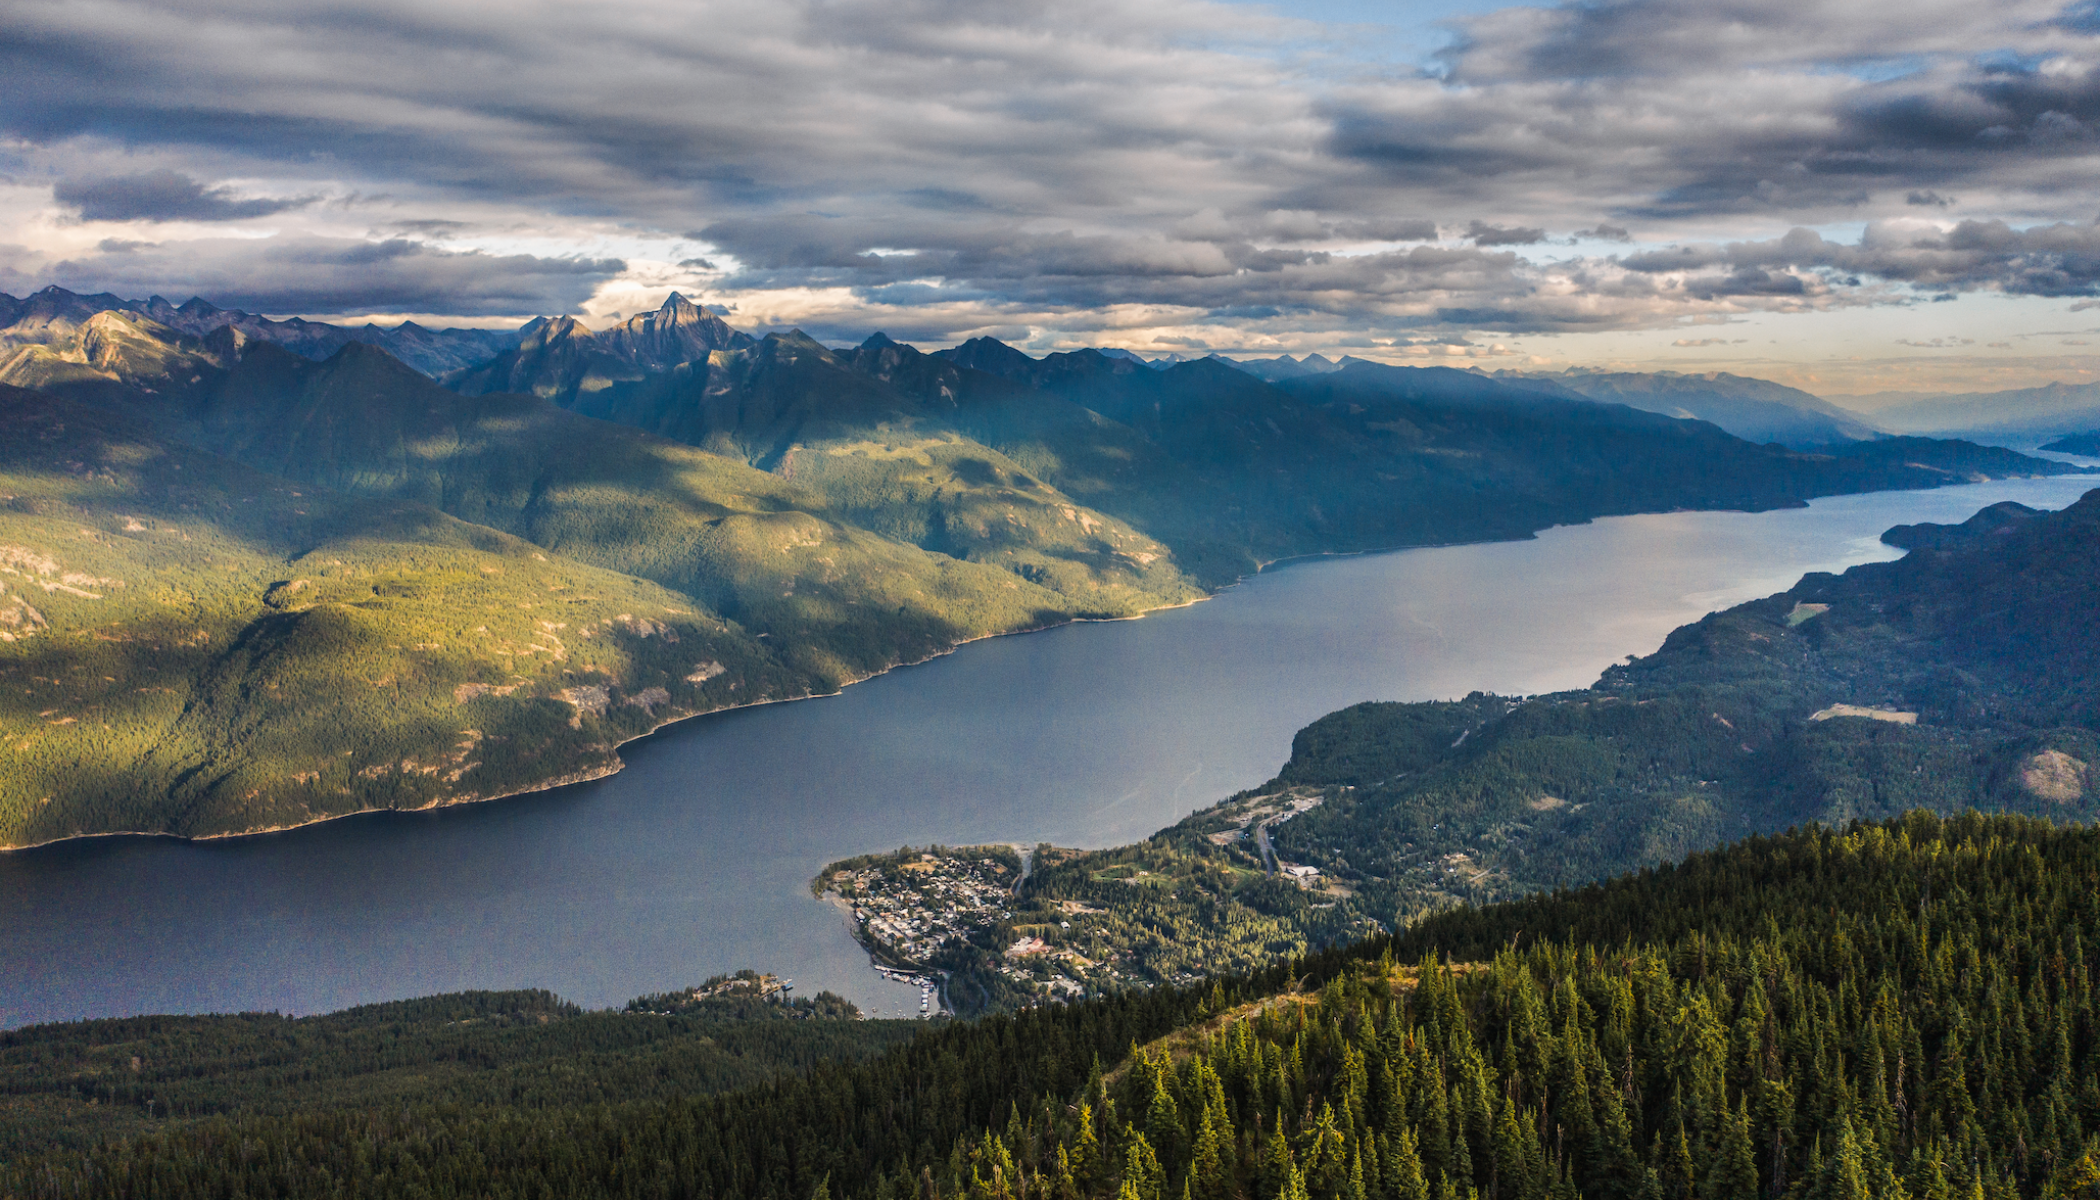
(3, 476), (2094, 1027)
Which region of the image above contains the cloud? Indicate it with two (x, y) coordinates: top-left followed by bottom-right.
(1621, 218), (2100, 298)
(3, 0), (2100, 342)
(43, 236), (623, 316)
(54, 169), (311, 222)
(1466, 220), (1547, 246)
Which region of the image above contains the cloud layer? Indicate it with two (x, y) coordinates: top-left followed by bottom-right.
(2, 0), (2099, 351)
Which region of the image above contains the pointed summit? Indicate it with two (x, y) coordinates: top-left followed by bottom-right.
(597, 292), (755, 368)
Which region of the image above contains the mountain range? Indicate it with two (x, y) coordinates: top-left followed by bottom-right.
(0, 288), (2078, 846)
(0, 286), (521, 378)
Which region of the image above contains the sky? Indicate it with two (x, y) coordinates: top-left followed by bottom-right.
(5, 0), (2100, 395)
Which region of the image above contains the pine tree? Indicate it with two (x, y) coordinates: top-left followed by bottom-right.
(2048, 1136), (2100, 1200)
(1191, 1105), (1229, 1200)
(1390, 1129), (1431, 1200)
(1699, 1096), (1759, 1200)
(1126, 1129), (1168, 1200)
(1265, 1121), (1299, 1200)
(1074, 1105), (1102, 1192)
(1825, 1115), (1870, 1200)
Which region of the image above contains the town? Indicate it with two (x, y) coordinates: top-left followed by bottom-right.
(818, 845), (1122, 1010)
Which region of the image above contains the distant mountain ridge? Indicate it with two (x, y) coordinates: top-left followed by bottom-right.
(973, 346), (1877, 446)
(1226, 352), (1343, 381)
(1490, 367), (1881, 447)
(1867, 379), (2100, 441)
(0, 285), (523, 377)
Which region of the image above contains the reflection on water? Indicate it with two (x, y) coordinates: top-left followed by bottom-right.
(3, 478), (2093, 1027)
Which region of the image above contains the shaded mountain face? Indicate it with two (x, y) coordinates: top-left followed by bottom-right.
(1492, 368), (1881, 447)
(1881, 499), (2043, 550)
(543, 320), (2075, 586)
(446, 292), (755, 403)
(0, 285), (522, 378)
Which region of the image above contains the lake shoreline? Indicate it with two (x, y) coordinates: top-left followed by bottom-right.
(10, 475), (2098, 1029)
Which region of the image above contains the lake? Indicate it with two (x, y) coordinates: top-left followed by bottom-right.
(3, 476), (2094, 1027)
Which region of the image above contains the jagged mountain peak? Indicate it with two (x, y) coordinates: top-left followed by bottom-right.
(443, 294), (756, 403)
(598, 292), (755, 362)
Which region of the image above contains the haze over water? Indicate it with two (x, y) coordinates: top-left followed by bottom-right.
(4, 477), (2094, 1028)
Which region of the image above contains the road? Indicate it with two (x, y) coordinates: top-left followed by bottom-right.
(1254, 822), (1276, 874)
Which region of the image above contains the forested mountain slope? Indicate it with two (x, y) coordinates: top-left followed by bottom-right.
(0, 980), (910, 1160)
(6, 812), (2097, 1200)
(0, 382), (786, 846)
(550, 312), (2069, 586)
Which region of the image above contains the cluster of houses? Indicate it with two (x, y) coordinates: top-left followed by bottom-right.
(832, 852), (1016, 967)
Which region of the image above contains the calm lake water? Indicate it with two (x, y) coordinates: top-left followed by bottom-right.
(3, 476), (2095, 1028)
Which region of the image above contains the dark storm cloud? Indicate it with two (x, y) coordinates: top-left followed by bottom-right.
(54, 169), (312, 222)
(45, 237), (624, 316)
(4, 0), (2100, 333)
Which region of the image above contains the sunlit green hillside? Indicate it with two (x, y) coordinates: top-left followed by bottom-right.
(0, 384), (782, 845)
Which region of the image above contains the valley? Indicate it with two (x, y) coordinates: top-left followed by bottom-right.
(6, 474), (2091, 1032)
